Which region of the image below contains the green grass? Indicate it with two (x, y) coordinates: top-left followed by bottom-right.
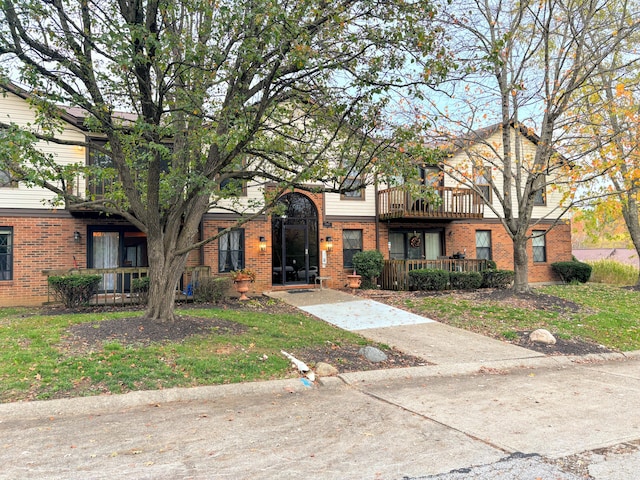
(587, 259), (639, 286)
(0, 305), (368, 403)
(402, 283), (640, 351)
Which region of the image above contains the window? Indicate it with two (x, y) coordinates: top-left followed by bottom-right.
(473, 166), (491, 203)
(88, 140), (113, 197)
(532, 231), (546, 263)
(475, 230), (492, 260)
(533, 175), (546, 206)
(218, 229), (245, 272)
(341, 174), (364, 200)
(0, 227), (13, 280)
(343, 230), (363, 267)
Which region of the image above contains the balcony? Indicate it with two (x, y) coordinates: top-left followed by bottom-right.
(378, 186), (484, 220)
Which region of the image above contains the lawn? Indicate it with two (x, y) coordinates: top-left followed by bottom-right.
(396, 283), (640, 352)
(0, 298), (389, 403)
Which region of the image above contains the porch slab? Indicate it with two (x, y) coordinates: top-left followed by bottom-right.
(298, 299), (435, 330)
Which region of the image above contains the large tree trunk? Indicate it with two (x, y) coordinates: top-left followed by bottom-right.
(512, 234), (531, 293)
(144, 238), (189, 322)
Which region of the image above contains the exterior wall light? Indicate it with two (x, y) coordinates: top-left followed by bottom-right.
(325, 236), (333, 252)
(259, 236), (267, 253)
(74, 231), (81, 243)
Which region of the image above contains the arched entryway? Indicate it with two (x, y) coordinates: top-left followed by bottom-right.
(271, 193), (319, 286)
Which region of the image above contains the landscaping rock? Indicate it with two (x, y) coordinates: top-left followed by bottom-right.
(529, 329), (556, 345)
(315, 362), (339, 377)
(359, 346), (388, 363)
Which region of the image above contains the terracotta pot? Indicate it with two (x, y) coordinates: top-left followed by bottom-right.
(347, 274), (362, 293)
(234, 278), (252, 301)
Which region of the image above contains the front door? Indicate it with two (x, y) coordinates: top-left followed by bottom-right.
(272, 193), (319, 286)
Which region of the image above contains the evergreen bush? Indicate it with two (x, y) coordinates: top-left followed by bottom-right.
(352, 250), (384, 289)
(131, 276), (150, 304)
(48, 274), (102, 308)
(408, 269), (449, 291)
(449, 271), (482, 290)
(551, 261), (592, 283)
(480, 270), (515, 289)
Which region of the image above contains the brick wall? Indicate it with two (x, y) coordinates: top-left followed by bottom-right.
(0, 214), (89, 306)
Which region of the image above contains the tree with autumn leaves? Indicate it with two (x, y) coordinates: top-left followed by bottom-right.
(408, 0), (640, 292)
(574, 52), (640, 285)
(0, 0), (446, 321)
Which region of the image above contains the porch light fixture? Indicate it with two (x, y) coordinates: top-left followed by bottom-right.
(325, 236), (333, 252)
(73, 231), (81, 243)
(259, 236), (267, 253)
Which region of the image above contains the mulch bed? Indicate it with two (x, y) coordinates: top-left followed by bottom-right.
(57, 289), (612, 369)
(356, 288), (613, 357)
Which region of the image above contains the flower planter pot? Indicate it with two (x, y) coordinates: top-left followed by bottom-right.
(347, 274), (362, 294)
(233, 277), (252, 301)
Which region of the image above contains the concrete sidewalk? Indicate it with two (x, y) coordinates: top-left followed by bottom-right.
(1, 288), (639, 479)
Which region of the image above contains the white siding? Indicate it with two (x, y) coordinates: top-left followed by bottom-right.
(325, 185), (377, 216)
(0, 91), (86, 209)
(444, 129), (569, 220)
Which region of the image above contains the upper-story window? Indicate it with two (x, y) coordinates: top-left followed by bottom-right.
(341, 173), (364, 200)
(87, 140), (113, 197)
(533, 175), (546, 206)
(473, 166), (491, 203)
(218, 157), (247, 197)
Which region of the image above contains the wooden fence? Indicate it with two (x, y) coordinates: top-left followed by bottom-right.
(42, 265), (210, 305)
(380, 259), (488, 291)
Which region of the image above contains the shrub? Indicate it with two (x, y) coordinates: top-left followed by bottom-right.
(481, 269), (515, 289)
(48, 274), (102, 308)
(408, 269), (449, 291)
(551, 261), (592, 284)
(195, 276), (232, 303)
(485, 260), (497, 270)
(131, 276), (150, 304)
(352, 250), (384, 289)
(449, 271), (482, 290)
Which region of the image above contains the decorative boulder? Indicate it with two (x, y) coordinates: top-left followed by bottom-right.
(315, 362), (339, 377)
(529, 329), (556, 345)
(359, 346), (388, 363)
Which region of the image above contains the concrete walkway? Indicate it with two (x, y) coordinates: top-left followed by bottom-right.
(267, 288), (548, 365)
(1, 288), (639, 479)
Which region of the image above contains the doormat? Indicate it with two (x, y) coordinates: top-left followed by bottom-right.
(287, 289), (314, 294)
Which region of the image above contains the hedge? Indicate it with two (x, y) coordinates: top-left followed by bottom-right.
(551, 261), (592, 283)
(449, 271), (483, 290)
(408, 269), (449, 291)
(480, 269), (515, 289)
(48, 274), (102, 308)
(194, 276), (232, 303)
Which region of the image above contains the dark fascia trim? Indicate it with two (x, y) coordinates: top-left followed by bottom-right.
(324, 215), (376, 224)
(203, 212), (269, 222)
(446, 218), (567, 226)
(0, 208), (73, 218)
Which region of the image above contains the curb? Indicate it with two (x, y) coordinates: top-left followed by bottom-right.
(2, 351), (638, 421)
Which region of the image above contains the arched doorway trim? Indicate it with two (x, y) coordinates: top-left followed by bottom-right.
(271, 193), (319, 285)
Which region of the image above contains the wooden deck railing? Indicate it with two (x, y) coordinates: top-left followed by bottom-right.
(380, 259), (488, 291)
(378, 186), (484, 220)
(42, 265), (210, 305)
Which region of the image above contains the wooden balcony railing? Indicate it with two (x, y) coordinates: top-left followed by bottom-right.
(380, 258), (488, 291)
(378, 186), (484, 220)
(42, 265), (210, 305)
